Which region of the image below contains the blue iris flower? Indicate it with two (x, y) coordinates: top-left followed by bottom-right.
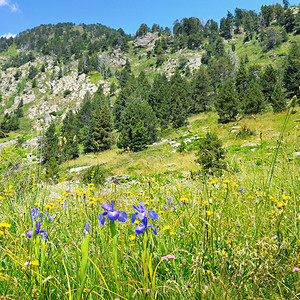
(27, 221), (48, 242)
(30, 208), (42, 221)
(164, 199), (176, 211)
(84, 221), (89, 237)
(98, 200), (128, 226)
(131, 202), (158, 235)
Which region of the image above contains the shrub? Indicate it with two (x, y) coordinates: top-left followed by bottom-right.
(195, 132), (226, 175)
(81, 165), (106, 186)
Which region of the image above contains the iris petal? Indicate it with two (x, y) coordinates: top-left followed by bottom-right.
(107, 210), (120, 221)
(35, 221), (41, 233)
(131, 213), (138, 224)
(98, 213), (106, 226)
(101, 202), (113, 211)
(27, 229), (33, 239)
(140, 202), (146, 211)
(133, 205), (142, 212)
(118, 211), (128, 223)
(148, 210), (159, 220)
(147, 225), (158, 235)
(138, 212), (146, 220)
(135, 223), (146, 235)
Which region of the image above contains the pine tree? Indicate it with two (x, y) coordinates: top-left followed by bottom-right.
(261, 65), (277, 103)
(283, 43), (300, 98)
(215, 80), (239, 123)
(243, 80), (265, 115)
(92, 105), (113, 152)
(119, 59), (132, 87)
(271, 83), (286, 112)
(191, 65), (213, 112)
(131, 121), (149, 152)
(42, 122), (59, 164)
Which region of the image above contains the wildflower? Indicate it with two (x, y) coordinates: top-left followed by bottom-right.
(30, 208), (42, 221)
(223, 179), (230, 184)
(169, 231), (175, 236)
(27, 221), (48, 241)
(163, 225), (171, 231)
(128, 235), (136, 241)
(237, 273), (242, 277)
(98, 200), (128, 226)
(135, 218), (157, 235)
(164, 199), (176, 210)
(293, 267), (300, 273)
(277, 202), (287, 208)
(206, 211), (213, 216)
(161, 256), (168, 261)
(31, 260), (39, 266)
(168, 255), (176, 260)
(131, 202), (158, 223)
(0, 223), (11, 229)
(209, 180), (216, 185)
(84, 221), (89, 237)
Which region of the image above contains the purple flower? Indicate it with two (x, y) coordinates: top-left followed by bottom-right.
(161, 256), (168, 261)
(30, 208), (42, 221)
(168, 255), (176, 260)
(84, 221), (89, 237)
(164, 199), (176, 211)
(98, 200), (128, 226)
(237, 273), (242, 277)
(27, 221), (48, 242)
(292, 267), (300, 273)
(131, 202), (158, 235)
(135, 217), (157, 235)
(131, 202), (158, 223)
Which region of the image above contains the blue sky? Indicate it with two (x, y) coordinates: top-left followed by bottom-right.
(0, 0), (299, 37)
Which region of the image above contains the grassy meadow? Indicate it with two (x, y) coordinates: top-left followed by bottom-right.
(0, 106), (300, 299)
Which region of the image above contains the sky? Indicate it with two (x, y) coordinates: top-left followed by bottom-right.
(0, 0), (299, 37)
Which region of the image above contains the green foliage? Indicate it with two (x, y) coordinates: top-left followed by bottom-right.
(41, 122), (59, 164)
(195, 132), (226, 174)
(215, 80), (239, 123)
(117, 100), (157, 152)
(271, 82), (286, 112)
(44, 157), (60, 183)
(283, 42), (300, 98)
(81, 164), (106, 185)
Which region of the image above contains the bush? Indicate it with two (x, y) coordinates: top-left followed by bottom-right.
(195, 132), (226, 175)
(81, 165), (106, 186)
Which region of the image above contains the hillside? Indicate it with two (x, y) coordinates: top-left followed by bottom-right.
(1, 3), (300, 299)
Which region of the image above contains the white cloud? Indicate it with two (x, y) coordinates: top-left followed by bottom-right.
(0, 0), (9, 7)
(0, 0), (18, 12)
(1, 33), (17, 39)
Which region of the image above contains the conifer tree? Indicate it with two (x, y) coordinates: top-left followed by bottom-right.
(283, 43), (300, 98)
(92, 105), (113, 152)
(261, 65), (277, 103)
(42, 122), (59, 165)
(215, 80), (239, 123)
(191, 65), (213, 112)
(243, 80), (265, 115)
(271, 83), (286, 112)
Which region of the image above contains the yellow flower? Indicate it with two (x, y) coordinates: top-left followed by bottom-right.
(231, 183), (238, 188)
(163, 225), (171, 231)
(31, 260), (39, 266)
(134, 220), (139, 225)
(208, 180), (216, 185)
(144, 201), (150, 206)
(0, 230), (4, 235)
(128, 235), (136, 241)
(223, 179), (230, 184)
(282, 194), (291, 200)
(169, 231), (175, 236)
(277, 202), (287, 208)
(0, 223), (11, 229)
(206, 211), (213, 216)
(44, 204), (52, 210)
(158, 211), (165, 214)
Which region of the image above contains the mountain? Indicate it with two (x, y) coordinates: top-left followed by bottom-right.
(0, 4), (299, 164)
